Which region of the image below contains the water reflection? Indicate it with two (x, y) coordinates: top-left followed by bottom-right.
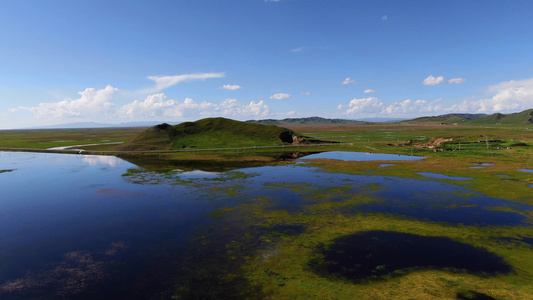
(82, 155), (122, 167)
(302, 151), (424, 161)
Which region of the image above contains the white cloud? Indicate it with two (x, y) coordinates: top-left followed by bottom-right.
(220, 84), (243, 90)
(338, 78), (533, 117)
(450, 78), (533, 113)
(338, 96), (444, 117)
(422, 75), (445, 86)
(364, 89), (377, 94)
(143, 72), (225, 93)
(218, 99), (270, 117)
(118, 93), (177, 119)
(117, 94), (269, 120)
(300, 91), (312, 95)
(448, 78), (466, 84)
(342, 77), (357, 85)
(382, 15), (388, 21)
(270, 93), (291, 100)
(17, 85), (118, 119)
(341, 97), (384, 114)
(290, 47), (304, 53)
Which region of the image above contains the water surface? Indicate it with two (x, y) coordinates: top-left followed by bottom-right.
(0, 151), (530, 299)
(302, 151), (424, 161)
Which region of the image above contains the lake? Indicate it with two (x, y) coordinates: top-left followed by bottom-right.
(0, 151), (530, 299)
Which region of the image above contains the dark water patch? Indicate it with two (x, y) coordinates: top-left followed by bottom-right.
(469, 166), (485, 169)
(309, 231), (512, 283)
(302, 151), (424, 161)
(417, 172), (474, 181)
(495, 174), (510, 178)
(97, 188), (146, 197)
(457, 290), (497, 300)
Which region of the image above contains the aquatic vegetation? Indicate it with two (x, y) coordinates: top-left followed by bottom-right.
(0, 169), (14, 174)
(0, 242), (127, 299)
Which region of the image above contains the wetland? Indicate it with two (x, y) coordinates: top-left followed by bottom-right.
(0, 123), (532, 299)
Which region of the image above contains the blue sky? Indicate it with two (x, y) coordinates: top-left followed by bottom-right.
(1, 0), (533, 128)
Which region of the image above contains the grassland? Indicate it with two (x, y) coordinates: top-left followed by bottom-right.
(0, 127), (144, 149)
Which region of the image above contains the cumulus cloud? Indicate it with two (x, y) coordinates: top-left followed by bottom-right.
(117, 94), (269, 120)
(337, 96), (444, 117)
(364, 89), (377, 94)
(450, 78), (533, 113)
(143, 72), (224, 93)
(422, 75), (445, 86)
(17, 85), (118, 119)
(342, 77), (357, 85)
(118, 93), (178, 119)
(337, 77), (533, 117)
(220, 84), (243, 90)
(340, 97), (384, 114)
(448, 78), (466, 84)
(270, 93), (291, 100)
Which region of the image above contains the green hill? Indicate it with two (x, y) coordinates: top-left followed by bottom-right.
(402, 113), (487, 125)
(465, 109), (533, 125)
(116, 117), (323, 151)
(401, 109), (533, 125)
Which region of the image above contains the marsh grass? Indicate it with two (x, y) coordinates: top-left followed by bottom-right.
(0, 127), (143, 149)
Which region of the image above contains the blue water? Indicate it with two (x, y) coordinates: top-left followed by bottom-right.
(0, 151), (531, 299)
(417, 172), (474, 181)
(302, 151), (424, 161)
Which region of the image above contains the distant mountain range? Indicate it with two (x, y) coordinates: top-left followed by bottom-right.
(246, 116), (368, 125)
(401, 109), (533, 125)
(24, 109), (533, 129)
(29, 121), (162, 129)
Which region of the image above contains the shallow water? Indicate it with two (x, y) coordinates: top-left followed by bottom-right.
(302, 151), (424, 161)
(0, 151), (530, 299)
(417, 172), (474, 181)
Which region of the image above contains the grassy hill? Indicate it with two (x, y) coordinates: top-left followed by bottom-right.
(401, 113), (487, 125)
(116, 117), (323, 151)
(465, 109), (533, 125)
(401, 109), (533, 125)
